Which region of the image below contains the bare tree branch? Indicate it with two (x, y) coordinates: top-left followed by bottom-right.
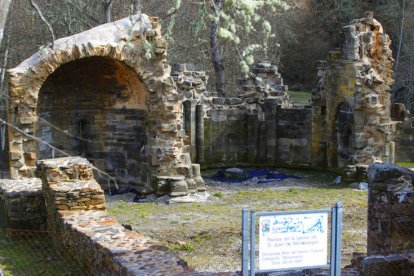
(30, 0), (55, 48)
(66, 1), (100, 25)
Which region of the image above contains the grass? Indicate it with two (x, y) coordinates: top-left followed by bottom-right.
(288, 90), (312, 105)
(396, 162), (414, 168)
(107, 168), (367, 272)
(0, 230), (87, 275)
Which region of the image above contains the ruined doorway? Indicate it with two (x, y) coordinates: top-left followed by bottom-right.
(37, 57), (148, 190)
(334, 102), (354, 167)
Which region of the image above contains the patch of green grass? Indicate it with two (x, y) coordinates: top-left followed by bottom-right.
(396, 162), (414, 168)
(169, 242), (195, 252)
(193, 232), (213, 243)
(288, 90), (312, 105)
(0, 231), (87, 275)
(213, 192), (224, 198)
(288, 187), (298, 194)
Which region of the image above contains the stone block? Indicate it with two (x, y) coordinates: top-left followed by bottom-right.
(212, 97), (226, 105)
(168, 176), (188, 197)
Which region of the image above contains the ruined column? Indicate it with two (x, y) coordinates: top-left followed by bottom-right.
(247, 114), (258, 163)
(195, 104), (204, 163)
(264, 98), (279, 163)
(183, 100), (197, 162)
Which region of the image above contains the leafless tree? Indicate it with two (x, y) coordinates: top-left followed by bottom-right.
(0, 0), (12, 46)
(30, 0), (55, 48)
(395, 0), (406, 75)
(132, 0), (141, 15)
(101, 0), (113, 23)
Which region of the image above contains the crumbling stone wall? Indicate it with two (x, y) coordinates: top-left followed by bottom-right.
(37, 57), (149, 192)
(7, 14), (204, 196)
(358, 163), (414, 275)
(36, 157), (198, 275)
(0, 178), (45, 229)
(312, 12), (396, 170)
(173, 62), (313, 168)
(367, 163), (414, 255)
(172, 63), (207, 164)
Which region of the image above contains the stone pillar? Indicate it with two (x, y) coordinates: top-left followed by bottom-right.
(247, 114), (258, 163)
(367, 163), (414, 255)
(183, 100), (197, 163)
(195, 104), (204, 163)
(264, 99), (279, 163)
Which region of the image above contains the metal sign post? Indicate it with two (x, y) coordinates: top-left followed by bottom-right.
(242, 202), (343, 276)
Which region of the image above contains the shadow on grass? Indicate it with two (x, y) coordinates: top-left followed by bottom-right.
(0, 229), (90, 275)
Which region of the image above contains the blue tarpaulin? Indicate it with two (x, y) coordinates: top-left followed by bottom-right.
(206, 168), (302, 183)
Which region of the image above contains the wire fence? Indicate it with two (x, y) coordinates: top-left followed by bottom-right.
(0, 228), (91, 275)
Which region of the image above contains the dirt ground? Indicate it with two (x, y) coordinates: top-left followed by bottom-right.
(107, 168), (368, 273)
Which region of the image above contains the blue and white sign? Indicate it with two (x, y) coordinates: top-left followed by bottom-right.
(258, 213), (328, 270)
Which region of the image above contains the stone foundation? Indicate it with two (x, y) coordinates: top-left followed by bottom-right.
(0, 178), (45, 230)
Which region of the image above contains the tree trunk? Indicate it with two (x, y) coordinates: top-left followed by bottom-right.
(0, 36), (9, 93)
(0, 0), (12, 46)
(210, 0), (224, 97)
(102, 0), (113, 23)
(132, 0), (141, 15)
(395, 0), (406, 74)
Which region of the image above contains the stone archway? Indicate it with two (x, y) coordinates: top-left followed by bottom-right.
(37, 56), (150, 192)
(7, 14), (204, 195)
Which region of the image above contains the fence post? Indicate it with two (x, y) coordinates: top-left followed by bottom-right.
(334, 202), (343, 276)
(249, 211), (256, 276)
(242, 208), (249, 276)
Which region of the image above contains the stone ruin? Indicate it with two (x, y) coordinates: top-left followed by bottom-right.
(6, 14), (205, 197)
(0, 10), (413, 275)
(0, 157), (223, 275)
(357, 163), (414, 275)
(2, 11), (413, 193)
(312, 12), (396, 178)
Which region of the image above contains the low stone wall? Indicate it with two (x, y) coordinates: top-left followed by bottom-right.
(357, 163), (414, 275)
(367, 163), (414, 255)
(37, 157), (208, 275)
(203, 104), (312, 167)
(0, 178), (46, 229)
(360, 252), (414, 275)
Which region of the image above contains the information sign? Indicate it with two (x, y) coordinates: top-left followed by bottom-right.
(258, 213), (328, 270)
